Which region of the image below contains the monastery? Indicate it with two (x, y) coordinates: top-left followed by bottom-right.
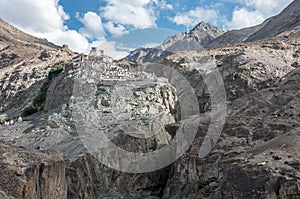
(72, 47), (153, 81)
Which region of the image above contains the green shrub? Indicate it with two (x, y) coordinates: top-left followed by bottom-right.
(32, 80), (50, 108)
(160, 86), (168, 96)
(22, 62), (66, 117)
(22, 106), (38, 117)
(49, 62), (64, 79)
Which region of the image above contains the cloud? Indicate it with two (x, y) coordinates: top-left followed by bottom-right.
(104, 21), (129, 36)
(35, 29), (89, 53)
(79, 12), (105, 40)
(226, 8), (265, 29)
(89, 40), (129, 59)
(226, 0), (293, 29)
(0, 0), (68, 33)
(0, 0), (89, 53)
(242, 0), (293, 16)
(153, 0), (173, 10)
(100, 0), (157, 29)
(170, 0), (293, 30)
(141, 42), (161, 48)
(172, 7), (219, 28)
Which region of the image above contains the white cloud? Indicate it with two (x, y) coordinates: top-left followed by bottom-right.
(104, 21), (129, 36)
(226, 8), (265, 29)
(242, 0), (293, 16)
(172, 7), (219, 28)
(170, 0), (293, 30)
(89, 40), (129, 59)
(141, 42), (161, 48)
(0, 0), (67, 33)
(100, 0), (157, 29)
(226, 0), (293, 29)
(154, 0), (173, 10)
(79, 12), (105, 40)
(35, 29), (89, 53)
(0, 0), (89, 53)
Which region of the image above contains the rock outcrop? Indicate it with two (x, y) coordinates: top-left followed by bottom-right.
(0, 60), (181, 198)
(0, 140), (66, 199)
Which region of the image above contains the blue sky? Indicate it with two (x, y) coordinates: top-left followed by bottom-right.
(0, 0), (293, 58)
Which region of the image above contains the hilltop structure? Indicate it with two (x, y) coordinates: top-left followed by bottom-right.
(72, 47), (113, 64)
(71, 47), (153, 81)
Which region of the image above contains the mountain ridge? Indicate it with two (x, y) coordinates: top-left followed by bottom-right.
(126, 21), (224, 62)
(246, 0), (300, 41)
(126, 0), (300, 62)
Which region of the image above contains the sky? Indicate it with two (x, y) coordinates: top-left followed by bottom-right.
(0, 0), (294, 59)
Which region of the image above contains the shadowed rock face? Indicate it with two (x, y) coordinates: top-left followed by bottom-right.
(0, 140), (66, 199)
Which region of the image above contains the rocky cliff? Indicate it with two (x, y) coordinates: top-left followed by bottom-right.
(0, 140), (66, 199)
(206, 19), (270, 49)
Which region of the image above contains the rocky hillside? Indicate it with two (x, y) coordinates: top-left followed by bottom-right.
(126, 22), (224, 62)
(157, 27), (300, 198)
(206, 19), (270, 49)
(0, 1), (300, 198)
(0, 18), (74, 117)
(246, 0), (300, 42)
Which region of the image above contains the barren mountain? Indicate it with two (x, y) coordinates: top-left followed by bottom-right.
(246, 0), (300, 42)
(0, 18), (74, 116)
(0, 18), (58, 63)
(128, 0), (300, 62)
(126, 22), (224, 62)
(208, 0), (300, 48)
(206, 19), (270, 49)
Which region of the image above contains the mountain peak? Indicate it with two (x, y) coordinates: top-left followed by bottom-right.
(193, 21), (209, 29)
(126, 21), (224, 62)
(191, 21), (221, 33)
